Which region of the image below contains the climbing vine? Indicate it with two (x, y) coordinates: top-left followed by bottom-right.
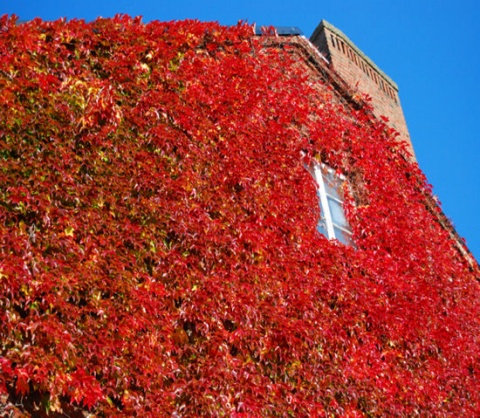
(0, 15), (479, 416)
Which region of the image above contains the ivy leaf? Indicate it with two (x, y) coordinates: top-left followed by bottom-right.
(64, 226), (75, 237)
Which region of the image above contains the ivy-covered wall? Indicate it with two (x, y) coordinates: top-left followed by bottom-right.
(1, 15), (479, 417)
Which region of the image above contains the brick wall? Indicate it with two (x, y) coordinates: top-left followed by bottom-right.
(310, 20), (414, 158)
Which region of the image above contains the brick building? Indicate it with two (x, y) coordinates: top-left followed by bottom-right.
(1, 16), (479, 416)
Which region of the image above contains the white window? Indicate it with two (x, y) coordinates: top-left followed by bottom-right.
(310, 163), (354, 246)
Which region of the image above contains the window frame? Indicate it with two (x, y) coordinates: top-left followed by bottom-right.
(310, 163), (354, 246)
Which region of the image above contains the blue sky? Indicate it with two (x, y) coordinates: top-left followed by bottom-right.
(3, 0), (479, 261)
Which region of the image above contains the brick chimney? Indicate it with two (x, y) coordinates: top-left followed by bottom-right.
(310, 20), (414, 158)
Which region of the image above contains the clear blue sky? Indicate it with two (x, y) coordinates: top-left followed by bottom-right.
(3, 0), (479, 261)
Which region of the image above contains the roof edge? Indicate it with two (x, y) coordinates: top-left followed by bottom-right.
(254, 25), (303, 36)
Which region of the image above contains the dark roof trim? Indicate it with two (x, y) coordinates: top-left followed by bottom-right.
(254, 26), (303, 36)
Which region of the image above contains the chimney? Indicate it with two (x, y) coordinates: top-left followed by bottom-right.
(311, 20), (414, 158)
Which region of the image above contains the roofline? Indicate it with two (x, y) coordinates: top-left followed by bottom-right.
(253, 25), (303, 36)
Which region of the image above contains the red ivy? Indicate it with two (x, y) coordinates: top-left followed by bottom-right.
(0, 14), (479, 417)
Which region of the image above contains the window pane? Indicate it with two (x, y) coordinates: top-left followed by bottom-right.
(309, 162), (354, 247)
(321, 167), (343, 200)
(327, 197), (349, 229)
(333, 226), (354, 246)
(317, 219), (328, 238)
